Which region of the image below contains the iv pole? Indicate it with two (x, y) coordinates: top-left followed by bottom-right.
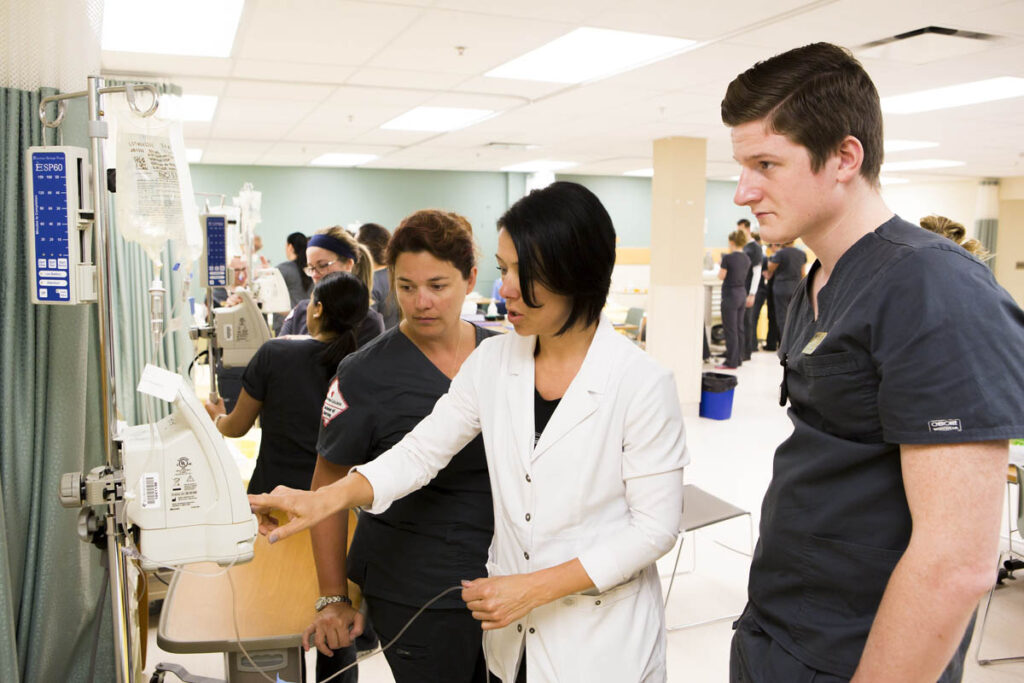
(41, 75), (160, 683)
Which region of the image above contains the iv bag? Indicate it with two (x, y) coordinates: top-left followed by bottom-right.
(113, 97), (201, 267)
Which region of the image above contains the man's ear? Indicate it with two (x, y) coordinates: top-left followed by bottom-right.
(835, 135), (864, 183)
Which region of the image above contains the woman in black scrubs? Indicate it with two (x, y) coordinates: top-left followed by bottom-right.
(204, 272), (368, 493)
(767, 240), (807, 340)
(305, 210), (496, 683)
(717, 230), (751, 369)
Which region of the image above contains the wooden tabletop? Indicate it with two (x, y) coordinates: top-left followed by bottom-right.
(158, 511), (360, 653)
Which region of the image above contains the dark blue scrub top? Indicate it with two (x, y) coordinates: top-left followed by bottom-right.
(748, 215), (1024, 678)
(317, 324), (496, 609)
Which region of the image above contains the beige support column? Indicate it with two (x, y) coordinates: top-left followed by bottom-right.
(647, 137), (707, 415)
(996, 177), (1024, 305)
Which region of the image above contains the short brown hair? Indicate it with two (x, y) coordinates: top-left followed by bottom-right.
(356, 223), (390, 266)
(721, 42), (884, 184)
(729, 230), (747, 248)
(386, 209), (476, 280)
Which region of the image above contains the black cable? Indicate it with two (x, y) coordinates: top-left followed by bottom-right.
(316, 585), (465, 683)
(87, 566), (109, 683)
(187, 349), (208, 377)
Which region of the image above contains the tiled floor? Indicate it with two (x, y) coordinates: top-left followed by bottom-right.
(144, 349), (1024, 682)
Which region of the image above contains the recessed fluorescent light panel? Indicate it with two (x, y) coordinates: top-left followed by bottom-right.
(186, 148), (203, 163)
(884, 139), (939, 153)
(501, 160), (577, 173)
(880, 159), (965, 171)
(310, 153), (379, 167)
(177, 95), (219, 122)
(882, 76), (1024, 114)
(102, 0), (244, 57)
(624, 168), (654, 177)
(381, 107), (495, 132)
(486, 27), (697, 84)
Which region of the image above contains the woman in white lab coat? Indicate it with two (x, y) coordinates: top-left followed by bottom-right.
(250, 181), (688, 682)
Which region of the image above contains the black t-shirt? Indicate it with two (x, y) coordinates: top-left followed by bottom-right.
(749, 215), (1024, 678)
(770, 247), (807, 284)
(317, 324), (497, 608)
(533, 389), (561, 447)
(241, 337), (333, 494)
(721, 251), (751, 289)
(742, 240), (763, 292)
(279, 298), (384, 346)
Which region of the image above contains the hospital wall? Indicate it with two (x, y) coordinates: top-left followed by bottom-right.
(996, 177), (1024, 305)
(188, 163), (742, 296)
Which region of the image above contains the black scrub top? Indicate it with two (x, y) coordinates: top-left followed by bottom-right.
(770, 246), (806, 284)
(279, 298), (384, 346)
(721, 251), (751, 289)
(748, 215), (1024, 678)
(317, 324), (497, 609)
(242, 337), (331, 494)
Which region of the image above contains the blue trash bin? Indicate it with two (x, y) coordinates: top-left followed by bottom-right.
(700, 372), (738, 420)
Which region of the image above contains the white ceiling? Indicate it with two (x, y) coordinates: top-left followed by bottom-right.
(101, 0), (1024, 180)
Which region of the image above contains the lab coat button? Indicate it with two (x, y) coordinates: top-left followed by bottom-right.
(525, 513), (531, 522)
(525, 474), (531, 482)
(517, 624), (523, 633)
(595, 600), (602, 606)
(523, 551), (530, 560)
(529, 627), (535, 634)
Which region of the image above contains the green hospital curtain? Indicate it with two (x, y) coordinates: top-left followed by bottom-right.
(0, 87), (115, 682)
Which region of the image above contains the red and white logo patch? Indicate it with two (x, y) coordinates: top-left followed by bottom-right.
(322, 377), (349, 427)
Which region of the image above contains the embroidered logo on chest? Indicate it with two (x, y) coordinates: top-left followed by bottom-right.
(928, 418), (962, 433)
(322, 377), (349, 427)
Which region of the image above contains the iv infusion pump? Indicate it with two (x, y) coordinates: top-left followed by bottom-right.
(26, 146), (97, 305)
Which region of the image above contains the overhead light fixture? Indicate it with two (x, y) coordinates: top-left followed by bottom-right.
(624, 168), (654, 177)
(310, 153), (379, 167)
(884, 139), (939, 153)
(486, 27), (697, 84)
(501, 160), (577, 173)
(171, 94), (218, 122)
(882, 76), (1024, 114)
(101, 0), (244, 57)
(186, 148), (203, 163)
(381, 107), (496, 132)
(880, 159), (965, 171)
(879, 176), (910, 185)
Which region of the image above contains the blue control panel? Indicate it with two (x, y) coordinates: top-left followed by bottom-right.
(30, 151), (72, 303)
(205, 216), (227, 287)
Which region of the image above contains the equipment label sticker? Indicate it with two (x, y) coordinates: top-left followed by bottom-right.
(322, 378), (348, 427)
(141, 473), (161, 509)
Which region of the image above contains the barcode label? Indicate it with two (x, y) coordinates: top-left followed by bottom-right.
(142, 473), (160, 509)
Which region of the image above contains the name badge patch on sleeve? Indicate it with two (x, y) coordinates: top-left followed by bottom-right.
(928, 418), (962, 433)
(322, 377), (349, 427)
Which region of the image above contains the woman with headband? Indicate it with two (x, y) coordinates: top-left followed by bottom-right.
(279, 226), (383, 346)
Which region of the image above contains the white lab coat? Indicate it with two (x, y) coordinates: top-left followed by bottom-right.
(357, 317), (688, 682)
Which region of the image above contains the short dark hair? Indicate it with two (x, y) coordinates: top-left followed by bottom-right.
(356, 223), (390, 266)
(737, 218), (751, 229)
(729, 230), (747, 248)
(387, 210), (476, 280)
(721, 42), (884, 184)
(287, 232), (312, 291)
(498, 181), (615, 336)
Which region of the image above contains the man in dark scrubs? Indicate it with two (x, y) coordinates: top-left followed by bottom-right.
(722, 42), (1024, 682)
(736, 218), (762, 361)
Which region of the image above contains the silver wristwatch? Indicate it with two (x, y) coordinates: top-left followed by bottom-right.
(315, 595), (352, 612)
